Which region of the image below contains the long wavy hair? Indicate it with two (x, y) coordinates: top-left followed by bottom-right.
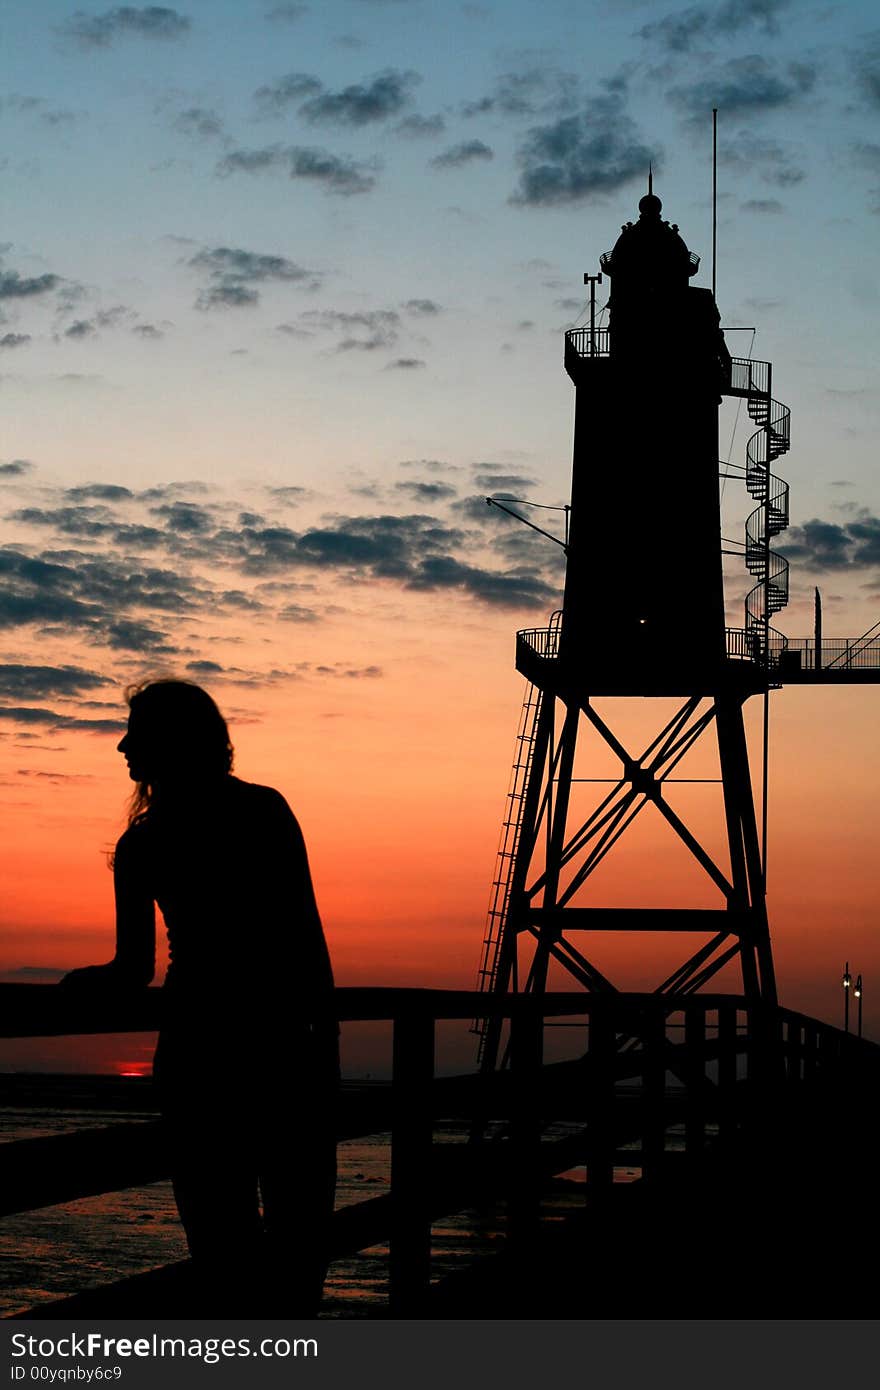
(124, 679), (234, 827)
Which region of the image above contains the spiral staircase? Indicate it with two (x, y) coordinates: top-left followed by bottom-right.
(729, 357), (792, 657)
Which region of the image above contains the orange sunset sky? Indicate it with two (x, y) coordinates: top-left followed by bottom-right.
(2, 1), (879, 1069)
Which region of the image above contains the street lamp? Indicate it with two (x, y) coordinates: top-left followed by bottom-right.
(842, 962), (852, 1034)
(854, 974), (863, 1040)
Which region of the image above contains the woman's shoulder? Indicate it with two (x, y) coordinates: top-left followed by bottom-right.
(227, 777), (299, 823)
(114, 816), (153, 866)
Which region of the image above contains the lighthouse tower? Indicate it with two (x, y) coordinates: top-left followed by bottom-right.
(475, 183), (793, 1069)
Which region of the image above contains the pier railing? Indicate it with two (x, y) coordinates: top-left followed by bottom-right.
(516, 624), (880, 676)
(1, 986), (876, 1316)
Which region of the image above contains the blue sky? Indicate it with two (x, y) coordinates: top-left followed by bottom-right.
(2, 0), (880, 705)
(1, 2), (879, 1033)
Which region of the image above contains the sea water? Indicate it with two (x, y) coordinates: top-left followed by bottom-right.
(0, 1080), (593, 1318)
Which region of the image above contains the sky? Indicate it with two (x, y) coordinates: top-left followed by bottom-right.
(1, 0), (879, 1069)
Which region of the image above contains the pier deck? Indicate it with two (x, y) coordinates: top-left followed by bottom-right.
(2, 986), (877, 1319)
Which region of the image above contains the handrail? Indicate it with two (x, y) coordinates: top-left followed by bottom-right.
(3, 985), (877, 1317)
(564, 326), (610, 360)
(824, 617), (880, 670)
(738, 367), (792, 657)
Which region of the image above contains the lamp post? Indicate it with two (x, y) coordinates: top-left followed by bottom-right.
(842, 961), (852, 1034)
(854, 974), (863, 1040)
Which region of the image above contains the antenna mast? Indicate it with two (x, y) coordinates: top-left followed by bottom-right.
(712, 108), (718, 300)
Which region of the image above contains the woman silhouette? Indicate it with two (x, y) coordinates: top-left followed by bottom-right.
(62, 680), (338, 1316)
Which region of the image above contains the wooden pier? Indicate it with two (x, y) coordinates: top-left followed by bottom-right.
(2, 985), (877, 1318)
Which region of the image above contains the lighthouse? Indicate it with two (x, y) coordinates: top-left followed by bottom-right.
(475, 182), (792, 1070)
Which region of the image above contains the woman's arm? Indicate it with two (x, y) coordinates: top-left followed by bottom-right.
(60, 829), (155, 989)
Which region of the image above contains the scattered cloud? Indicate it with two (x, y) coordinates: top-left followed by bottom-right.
(265, 3), (308, 21)
(0, 94), (81, 127)
(66, 484), (133, 501)
(402, 298), (441, 316)
(395, 480), (457, 502)
(277, 603), (320, 622)
(669, 56), (816, 121)
(299, 69), (419, 127)
(254, 72), (324, 116)
(430, 140), (494, 170)
(0, 333), (31, 350)
(0, 664), (110, 700)
(299, 307), (401, 351)
(462, 67), (579, 119)
(853, 33), (880, 108)
(0, 460), (34, 477)
(65, 319), (97, 339)
(780, 514), (880, 571)
(189, 245), (323, 309)
(511, 92), (656, 206)
(637, 0), (791, 53)
(472, 471), (537, 491)
(0, 268), (61, 300)
(0, 705), (123, 732)
(395, 113), (446, 138)
(59, 6), (192, 48)
(384, 357), (425, 370)
(719, 131), (805, 188)
(172, 106), (225, 140)
(216, 144), (378, 195)
(742, 198), (784, 213)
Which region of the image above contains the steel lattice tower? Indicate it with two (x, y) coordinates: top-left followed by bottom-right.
(475, 186), (792, 1071)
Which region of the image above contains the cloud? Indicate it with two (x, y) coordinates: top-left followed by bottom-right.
(472, 471), (537, 491)
(779, 514), (880, 571)
(286, 146), (378, 194)
(66, 483), (134, 501)
(133, 323), (165, 339)
(0, 705), (123, 732)
(669, 56), (816, 121)
(216, 144), (377, 195)
(637, 0), (790, 53)
(405, 555), (556, 607)
(217, 511), (559, 610)
(462, 67), (579, 119)
(0, 268), (60, 299)
(267, 485), (310, 504)
(395, 113), (445, 138)
(185, 659), (224, 676)
(853, 33), (880, 107)
(65, 319), (97, 339)
(742, 198), (783, 213)
(254, 73), (323, 115)
(59, 7), (191, 48)
(0, 545), (196, 650)
(430, 140), (494, 170)
(0, 664), (110, 700)
(0, 459), (34, 477)
(265, 3), (308, 22)
(0, 333), (31, 349)
(172, 106), (225, 140)
(196, 283), (259, 309)
(395, 480), (457, 502)
(278, 603), (320, 622)
(189, 245), (323, 309)
(719, 131), (804, 187)
(385, 357), (426, 370)
(299, 307), (401, 351)
(402, 298), (441, 316)
(299, 69), (419, 127)
(149, 501), (214, 533)
(511, 92), (656, 206)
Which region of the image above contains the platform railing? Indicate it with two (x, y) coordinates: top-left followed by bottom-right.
(564, 326), (610, 359)
(2, 986), (876, 1316)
